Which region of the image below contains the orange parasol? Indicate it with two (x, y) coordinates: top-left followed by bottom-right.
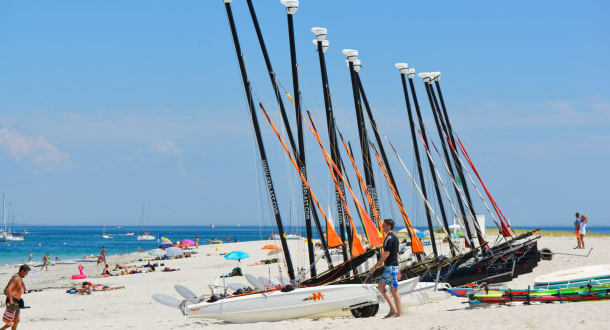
(261, 244), (281, 250)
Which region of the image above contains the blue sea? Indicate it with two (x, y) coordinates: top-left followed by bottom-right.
(0, 225), (301, 267)
(1, 225), (609, 266)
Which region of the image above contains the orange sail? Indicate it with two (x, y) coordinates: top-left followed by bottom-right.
(339, 136), (384, 233)
(258, 103), (343, 249)
(303, 112), (384, 249)
(370, 142), (425, 254)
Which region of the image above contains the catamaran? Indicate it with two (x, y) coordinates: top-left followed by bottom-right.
(154, 0), (544, 322)
(155, 283), (379, 323)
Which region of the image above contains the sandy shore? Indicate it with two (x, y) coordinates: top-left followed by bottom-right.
(1, 235), (608, 329)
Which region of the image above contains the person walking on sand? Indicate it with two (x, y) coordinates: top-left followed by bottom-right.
(97, 247), (108, 265)
(2, 264), (30, 330)
(369, 219), (401, 318)
(579, 214), (588, 249)
(195, 236), (199, 249)
(39, 254), (49, 271)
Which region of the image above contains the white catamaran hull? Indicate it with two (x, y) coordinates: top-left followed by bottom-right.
(182, 284), (378, 323)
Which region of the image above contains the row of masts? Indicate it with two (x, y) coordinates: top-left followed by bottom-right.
(224, 0), (514, 283)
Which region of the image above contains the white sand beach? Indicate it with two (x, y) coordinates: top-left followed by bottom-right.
(1, 235), (608, 330)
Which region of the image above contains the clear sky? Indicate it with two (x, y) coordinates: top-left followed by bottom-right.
(0, 0), (608, 229)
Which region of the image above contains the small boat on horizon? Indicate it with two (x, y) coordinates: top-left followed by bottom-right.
(116, 226), (123, 229)
(210, 223), (215, 229)
(137, 202), (155, 241)
(102, 219), (113, 239)
(125, 232), (135, 236)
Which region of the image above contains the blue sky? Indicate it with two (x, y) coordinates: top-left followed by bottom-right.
(0, 0), (608, 229)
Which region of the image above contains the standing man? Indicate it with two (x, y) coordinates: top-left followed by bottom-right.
(574, 212), (581, 249)
(2, 264), (30, 330)
(369, 219), (401, 318)
(39, 254), (49, 271)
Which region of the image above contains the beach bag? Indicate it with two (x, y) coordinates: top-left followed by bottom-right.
(232, 267), (243, 276)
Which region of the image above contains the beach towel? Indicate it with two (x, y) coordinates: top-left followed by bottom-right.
(3, 309), (16, 326)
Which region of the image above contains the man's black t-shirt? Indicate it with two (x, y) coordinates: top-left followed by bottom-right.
(383, 232), (399, 266)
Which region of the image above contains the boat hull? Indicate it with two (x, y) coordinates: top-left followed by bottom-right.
(183, 284), (378, 323)
(534, 264), (610, 289)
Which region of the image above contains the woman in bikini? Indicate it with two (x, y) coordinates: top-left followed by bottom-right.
(101, 264), (112, 277)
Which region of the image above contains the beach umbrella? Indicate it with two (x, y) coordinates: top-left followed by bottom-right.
(416, 232), (426, 239)
(159, 242), (173, 249)
(181, 239), (195, 246)
(165, 247), (184, 258)
(149, 249), (166, 257)
(267, 248), (282, 256)
(224, 251), (250, 261)
(261, 244), (281, 250)
(161, 237), (172, 242)
(399, 228), (420, 233)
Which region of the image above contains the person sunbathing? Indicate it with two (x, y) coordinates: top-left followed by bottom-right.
(247, 258), (279, 266)
(78, 282), (124, 294)
(161, 267), (179, 272)
(92, 284), (125, 291)
(79, 282), (93, 295)
(114, 263), (136, 271)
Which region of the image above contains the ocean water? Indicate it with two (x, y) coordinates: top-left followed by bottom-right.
(1, 225), (608, 267)
(0, 225), (301, 267)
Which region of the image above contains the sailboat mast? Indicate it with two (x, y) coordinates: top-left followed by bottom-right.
(396, 66), (438, 256)
(2, 194), (5, 233)
(247, 0), (332, 268)
(281, 0), (321, 277)
(311, 27), (348, 263)
(245, 0), (298, 156)
(418, 73), (476, 246)
(141, 202), (145, 234)
(342, 50), (380, 229)
(428, 73), (488, 244)
(398, 64), (453, 255)
(224, 0), (295, 281)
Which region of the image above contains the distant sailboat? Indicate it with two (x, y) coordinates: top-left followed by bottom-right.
(102, 219), (112, 239)
(2, 200), (24, 242)
(210, 223), (215, 229)
(137, 202), (155, 241)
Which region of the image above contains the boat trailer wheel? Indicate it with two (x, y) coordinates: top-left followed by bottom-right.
(350, 303), (379, 318)
(540, 248), (553, 261)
